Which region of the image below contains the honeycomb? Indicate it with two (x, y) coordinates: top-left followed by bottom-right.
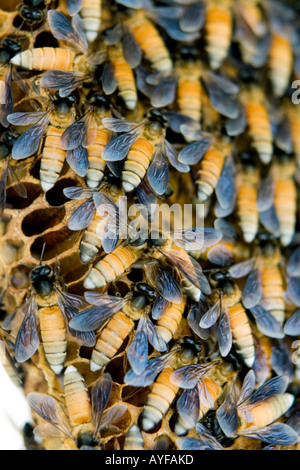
(0, 0), (300, 452)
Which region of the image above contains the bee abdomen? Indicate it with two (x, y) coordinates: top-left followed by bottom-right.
(247, 393), (294, 427)
(40, 127), (66, 192)
(155, 298), (186, 344)
(64, 366), (91, 426)
(261, 267), (285, 324)
(124, 424), (144, 450)
(205, 6), (232, 69)
(80, 212), (103, 264)
(122, 138), (154, 192)
(80, 0), (101, 43)
(196, 148), (224, 202)
(274, 179), (296, 246)
(90, 311), (134, 371)
(10, 48), (75, 71)
(84, 246), (140, 289)
(269, 34), (293, 97)
(131, 20), (172, 73)
(177, 79), (202, 123)
(141, 368), (179, 431)
(39, 306), (67, 374)
(229, 303), (255, 368)
(86, 130), (108, 189)
(237, 184), (258, 243)
(245, 102), (273, 164)
(110, 50), (137, 110)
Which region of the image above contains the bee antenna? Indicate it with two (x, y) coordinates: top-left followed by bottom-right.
(39, 242), (46, 264)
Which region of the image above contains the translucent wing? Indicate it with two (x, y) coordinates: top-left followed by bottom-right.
(170, 363), (214, 389)
(60, 119), (86, 150)
(187, 301), (211, 340)
(287, 276), (300, 307)
(144, 263), (182, 303)
(164, 139), (190, 173)
(257, 175), (274, 212)
(171, 227), (222, 252)
(284, 309), (300, 336)
(177, 436), (222, 451)
(15, 297), (39, 363)
(63, 186), (93, 200)
(100, 404), (127, 431)
(200, 300), (220, 329)
(225, 103), (247, 136)
(215, 155), (235, 210)
(91, 373), (112, 434)
(228, 257), (256, 279)
(122, 32), (142, 68)
(124, 354), (170, 387)
(147, 318), (167, 352)
(176, 387), (200, 428)
(27, 393), (73, 439)
(66, 146), (88, 177)
(216, 382), (239, 438)
(237, 370), (256, 406)
(207, 244), (234, 267)
(249, 305), (284, 339)
(47, 10), (87, 53)
(7, 163), (27, 199)
(214, 218), (237, 242)
(248, 375), (288, 406)
(179, 2), (206, 32)
(242, 269), (262, 309)
(178, 137), (212, 165)
(150, 76), (177, 108)
(218, 304), (232, 357)
(71, 13), (88, 51)
(237, 423), (299, 446)
(127, 315), (149, 375)
(156, 16), (199, 42)
(147, 148), (169, 195)
(68, 199), (96, 230)
(287, 247), (300, 277)
(102, 118), (139, 133)
(11, 114), (50, 160)
(66, 0), (82, 16)
(271, 341), (294, 382)
(197, 380), (215, 409)
(259, 205), (280, 237)
(102, 131), (139, 162)
(7, 111), (46, 126)
(152, 295), (169, 320)
(203, 72), (240, 119)
(40, 71), (86, 98)
(102, 61), (117, 95)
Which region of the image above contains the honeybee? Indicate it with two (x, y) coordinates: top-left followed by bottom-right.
(17, 0), (49, 29)
(217, 370), (295, 441)
(123, 337), (203, 432)
(66, 0), (102, 43)
(177, 422), (226, 450)
(0, 67), (13, 128)
(229, 233), (286, 328)
(200, 269), (255, 367)
(0, 337), (24, 388)
(284, 246), (300, 318)
(286, 104), (300, 168)
(2, 256), (96, 374)
(123, 424), (144, 450)
(257, 155), (297, 247)
(7, 93), (77, 192)
(205, 0), (233, 70)
(27, 372), (127, 449)
(101, 109), (190, 194)
(0, 131), (27, 216)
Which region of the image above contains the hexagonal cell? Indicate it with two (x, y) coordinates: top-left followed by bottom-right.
(30, 228), (80, 260)
(6, 183), (42, 210)
(22, 207), (65, 236)
(46, 179), (78, 207)
(0, 239), (25, 264)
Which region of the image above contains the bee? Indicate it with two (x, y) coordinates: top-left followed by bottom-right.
(229, 234), (286, 327)
(101, 109), (188, 194)
(27, 372), (127, 449)
(124, 337), (203, 432)
(195, 144), (228, 203)
(287, 104), (300, 168)
(257, 155), (297, 247)
(79, 0), (102, 43)
(177, 422), (226, 450)
(7, 94), (77, 192)
(217, 370), (295, 440)
(0, 67), (13, 128)
(0, 337), (24, 388)
(205, 0), (233, 70)
(0, 131), (27, 216)
(17, 0), (49, 29)
(123, 424), (144, 450)
(2, 255), (96, 374)
(200, 269), (255, 367)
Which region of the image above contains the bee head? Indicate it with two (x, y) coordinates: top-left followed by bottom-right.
(30, 264), (54, 297)
(177, 45), (198, 62)
(88, 93), (110, 111)
(147, 109), (168, 128)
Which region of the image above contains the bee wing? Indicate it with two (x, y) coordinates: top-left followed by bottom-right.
(124, 354), (168, 387)
(56, 289), (96, 347)
(103, 23), (123, 45)
(68, 199), (96, 230)
(102, 118), (138, 133)
(218, 305), (232, 357)
(215, 155), (236, 210)
(225, 103), (247, 136)
(284, 309), (300, 336)
(216, 382), (239, 438)
(161, 246), (211, 294)
(15, 297), (39, 363)
(177, 437), (222, 451)
(156, 16), (200, 42)
(147, 147), (169, 196)
(271, 341), (294, 382)
(237, 423), (299, 446)
(71, 13), (88, 51)
(187, 302), (211, 340)
(287, 247), (300, 277)
(0, 159), (9, 216)
(136, 177), (158, 208)
(102, 61), (117, 95)
(203, 72), (240, 119)
(275, 119), (293, 154)
(66, 146), (88, 177)
(171, 227), (222, 252)
(164, 140), (190, 173)
(7, 111), (46, 127)
(242, 268), (262, 309)
(0, 340), (23, 385)
(259, 205), (280, 237)
(91, 373), (112, 433)
(170, 364), (212, 389)
(257, 175), (275, 212)
(63, 186), (94, 200)
(69, 296), (129, 331)
(228, 257), (256, 279)
(33, 422), (66, 439)
(0, 68), (13, 128)
(60, 119), (86, 150)
(27, 392), (73, 439)
(60, 291), (89, 310)
(145, 263), (182, 304)
(236, 370), (256, 406)
(115, 0), (152, 7)
(7, 163), (27, 199)
(47, 10), (87, 53)
(286, 276), (300, 307)
(99, 404), (127, 431)
(214, 196), (236, 218)
(11, 114), (50, 160)
(179, 2), (206, 32)
(178, 137), (212, 165)
(2, 299), (30, 331)
(150, 76), (178, 108)
(102, 131), (139, 162)
(152, 295), (170, 320)
(249, 375), (289, 407)
(122, 31), (142, 68)
(40, 71), (86, 98)
(207, 244), (234, 267)
(93, 193), (119, 254)
(199, 300), (220, 329)
(147, 320), (167, 353)
(135, 65), (154, 98)
(177, 387), (200, 427)
(195, 424), (225, 450)
(127, 317), (149, 375)
(249, 305), (284, 339)
(66, 0), (82, 15)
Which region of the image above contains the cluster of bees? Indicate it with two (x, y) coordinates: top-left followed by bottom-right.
(0, 0), (300, 451)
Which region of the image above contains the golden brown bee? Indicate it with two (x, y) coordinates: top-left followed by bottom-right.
(175, 48), (202, 123)
(108, 44), (137, 111)
(64, 366), (92, 428)
(2, 259), (95, 374)
(268, 32), (293, 98)
(80, 0), (102, 43)
(123, 424), (144, 450)
(287, 104), (300, 168)
(0, 338), (23, 388)
(205, 0), (233, 70)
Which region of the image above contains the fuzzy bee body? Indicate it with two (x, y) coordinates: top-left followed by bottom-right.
(196, 147), (225, 202)
(205, 1), (232, 69)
